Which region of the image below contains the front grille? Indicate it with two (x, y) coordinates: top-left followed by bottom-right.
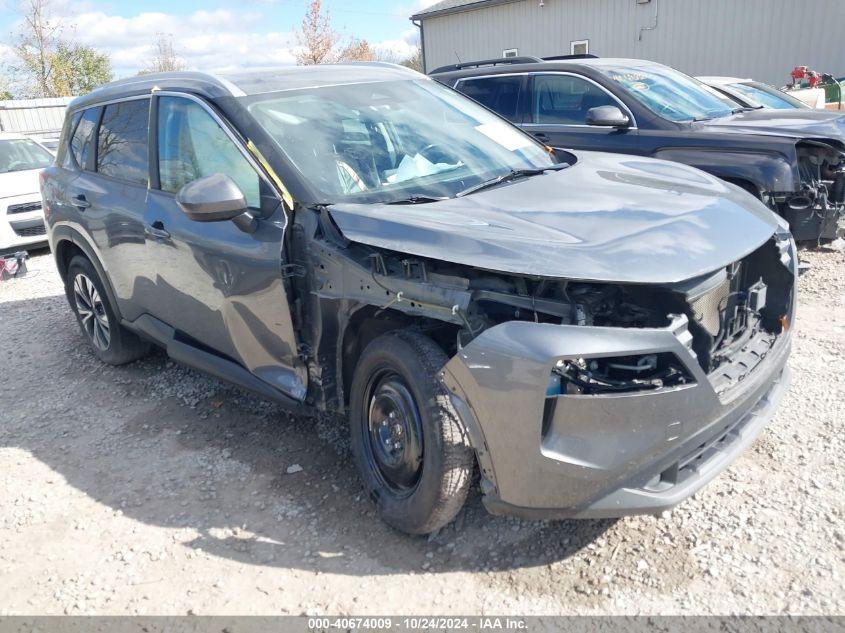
(11, 222), (46, 237)
(681, 239), (792, 391)
(6, 201), (42, 215)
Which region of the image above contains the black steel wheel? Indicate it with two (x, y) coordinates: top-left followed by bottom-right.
(364, 369), (425, 494)
(350, 330), (474, 535)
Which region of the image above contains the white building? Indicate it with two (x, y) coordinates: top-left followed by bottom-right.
(411, 0), (845, 86)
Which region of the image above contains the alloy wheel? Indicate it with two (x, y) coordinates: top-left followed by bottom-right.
(73, 273), (110, 351)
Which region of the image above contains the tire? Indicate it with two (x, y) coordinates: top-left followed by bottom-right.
(64, 255), (149, 365)
(349, 330), (474, 535)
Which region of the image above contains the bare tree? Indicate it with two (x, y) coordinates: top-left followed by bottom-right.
(400, 47), (423, 73)
(12, 0), (62, 97)
(144, 34), (186, 74)
(295, 0), (340, 65)
(340, 38), (376, 62)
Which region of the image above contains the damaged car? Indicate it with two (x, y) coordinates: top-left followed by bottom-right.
(42, 65), (795, 535)
(432, 56), (845, 242)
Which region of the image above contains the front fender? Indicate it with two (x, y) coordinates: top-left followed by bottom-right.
(653, 147), (799, 194)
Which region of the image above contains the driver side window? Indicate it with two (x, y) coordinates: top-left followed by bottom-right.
(530, 74), (617, 125)
(157, 96), (261, 208)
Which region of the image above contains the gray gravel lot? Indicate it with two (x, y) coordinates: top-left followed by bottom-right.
(0, 246), (843, 616)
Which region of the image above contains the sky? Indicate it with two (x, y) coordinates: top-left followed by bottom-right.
(0, 0), (440, 80)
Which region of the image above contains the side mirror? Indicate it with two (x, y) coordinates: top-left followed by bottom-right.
(177, 173), (248, 222)
(586, 105), (631, 128)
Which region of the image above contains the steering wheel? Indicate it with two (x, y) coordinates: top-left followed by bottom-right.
(418, 143), (454, 164)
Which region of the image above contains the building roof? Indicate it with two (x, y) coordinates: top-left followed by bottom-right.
(411, 0), (513, 20)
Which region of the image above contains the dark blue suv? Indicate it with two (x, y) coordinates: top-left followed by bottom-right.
(433, 56), (845, 242)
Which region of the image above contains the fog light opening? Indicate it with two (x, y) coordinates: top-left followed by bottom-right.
(550, 353), (694, 396)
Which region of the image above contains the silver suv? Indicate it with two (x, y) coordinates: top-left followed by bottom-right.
(41, 64), (795, 534)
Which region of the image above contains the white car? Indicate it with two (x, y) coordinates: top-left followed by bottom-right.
(698, 76), (813, 110)
(0, 132), (54, 254)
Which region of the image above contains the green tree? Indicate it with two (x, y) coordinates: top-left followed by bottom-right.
(50, 43), (112, 95)
(10, 0), (112, 97)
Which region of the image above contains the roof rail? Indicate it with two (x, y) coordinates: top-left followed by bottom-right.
(430, 56), (543, 74)
(541, 54), (599, 61)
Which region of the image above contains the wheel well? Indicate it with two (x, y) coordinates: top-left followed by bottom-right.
(340, 306), (459, 407)
(54, 239), (86, 282)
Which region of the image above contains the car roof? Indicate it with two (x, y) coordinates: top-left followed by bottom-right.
(0, 131), (35, 141)
(698, 76), (752, 85)
(431, 57), (666, 79)
(69, 63), (420, 111)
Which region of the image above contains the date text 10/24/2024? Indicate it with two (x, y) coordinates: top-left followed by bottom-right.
(307, 617), (528, 630)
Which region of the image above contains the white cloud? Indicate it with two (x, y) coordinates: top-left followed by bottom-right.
(3, 5), (421, 84)
(50, 9), (298, 76)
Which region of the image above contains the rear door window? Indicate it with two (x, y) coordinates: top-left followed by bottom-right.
(69, 107), (101, 170)
(96, 99), (150, 185)
(456, 75), (524, 122)
(157, 95), (261, 208)
(530, 74), (618, 125)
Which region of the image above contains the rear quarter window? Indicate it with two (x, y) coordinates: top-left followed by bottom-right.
(68, 107), (101, 170)
(456, 75), (524, 122)
(96, 99), (150, 185)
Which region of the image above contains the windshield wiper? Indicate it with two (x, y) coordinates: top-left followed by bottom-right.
(732, 106), (764, 113)
(456, 164), (568, 198)
(386, 195), (448, 205)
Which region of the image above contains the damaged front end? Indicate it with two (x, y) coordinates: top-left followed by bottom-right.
(292, 203), (795, 519)
(775, 140), (845, 241)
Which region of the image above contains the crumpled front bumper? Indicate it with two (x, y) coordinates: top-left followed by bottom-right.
(781, 199), (843, 242)
(441, 316), (791, 520)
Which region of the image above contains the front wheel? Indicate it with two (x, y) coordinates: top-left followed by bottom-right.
(349, 331), (474, 535)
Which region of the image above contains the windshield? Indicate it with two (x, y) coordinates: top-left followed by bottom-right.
(599, 64), (734, 122)
(243, 79), (555, 204)
(730, 82), (807, 110)
(0, 139), (53, 173)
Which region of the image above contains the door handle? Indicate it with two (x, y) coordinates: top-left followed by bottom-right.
(72, 194), (91, 210)
(144, 220), (171, 240)
(532, 132), (550, 142)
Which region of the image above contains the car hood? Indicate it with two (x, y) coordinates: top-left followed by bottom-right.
(696, 109), (845, 145)
(328, 152), (779, 284)
(0, 168), (42, 199)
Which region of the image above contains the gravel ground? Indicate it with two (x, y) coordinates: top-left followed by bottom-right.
(0, 246), (843, 616)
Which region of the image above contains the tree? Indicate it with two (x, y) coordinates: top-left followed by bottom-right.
(143, 34), (186, 74)
(50, 43), (112, 95)
(400, 47), (423, 73)
(340, 38), (376, 62)
(9, 0), (112, 97)
(12, 0), (62, 97)
(295, 0), (340, 65)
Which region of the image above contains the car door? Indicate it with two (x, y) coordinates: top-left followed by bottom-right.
(69, 98), (159, 321)
(145, 92), (306, 400)
(521, 73), (639, 153)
